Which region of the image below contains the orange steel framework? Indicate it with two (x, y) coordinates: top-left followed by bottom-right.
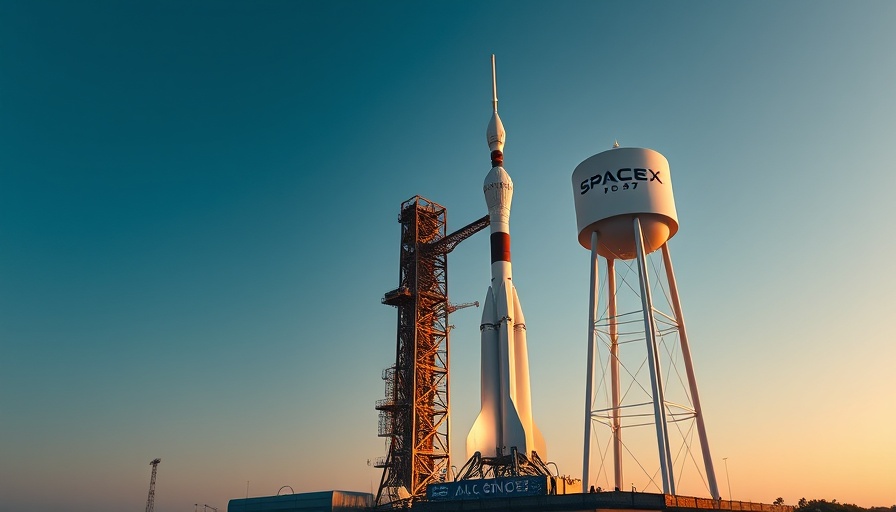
(375, 196), (488, 507)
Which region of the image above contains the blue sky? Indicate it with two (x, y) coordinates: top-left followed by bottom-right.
(1, 1), (895, 511)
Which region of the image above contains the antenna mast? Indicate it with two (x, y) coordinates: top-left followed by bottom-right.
(145, 458), (161, 512)
(491, 54), (498, 113)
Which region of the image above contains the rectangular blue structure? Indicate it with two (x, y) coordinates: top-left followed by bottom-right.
(426, 476), (548, 502)
(228, 491), (372, 512)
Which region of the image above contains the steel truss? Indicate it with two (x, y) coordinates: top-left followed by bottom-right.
(455, 448), (553, 481)
(375, 196), (488, 507)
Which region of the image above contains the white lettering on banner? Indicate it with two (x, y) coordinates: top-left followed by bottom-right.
(429, 476), (544, 501)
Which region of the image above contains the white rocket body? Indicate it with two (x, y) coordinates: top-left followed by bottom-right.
(465, 63), (545, 460)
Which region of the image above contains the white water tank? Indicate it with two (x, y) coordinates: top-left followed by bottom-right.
(571, 147), (679, 260)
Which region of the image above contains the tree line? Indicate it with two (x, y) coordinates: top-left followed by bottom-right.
(791, 498), (895, 512)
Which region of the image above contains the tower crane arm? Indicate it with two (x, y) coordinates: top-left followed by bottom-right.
(447, 301), (480, 314)
(425, 215), (490, 255)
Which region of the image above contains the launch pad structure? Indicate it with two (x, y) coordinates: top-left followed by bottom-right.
(229, 57), (795, 512)
(375, 196), (490, 507)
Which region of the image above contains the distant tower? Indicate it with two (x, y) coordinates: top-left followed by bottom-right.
(572, 147), (720, 498)
(145, 458), (161, 512)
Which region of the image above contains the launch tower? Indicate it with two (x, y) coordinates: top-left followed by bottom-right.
(375, 197), (489, 506)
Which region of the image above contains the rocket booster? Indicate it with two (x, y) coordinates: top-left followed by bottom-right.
(466, 56), (545, 460)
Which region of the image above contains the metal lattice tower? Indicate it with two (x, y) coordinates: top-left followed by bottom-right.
(144, 458), (161, 512)
(375, 196), (488, 506)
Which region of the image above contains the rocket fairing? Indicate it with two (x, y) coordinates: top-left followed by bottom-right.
(466, 56), (546, 461)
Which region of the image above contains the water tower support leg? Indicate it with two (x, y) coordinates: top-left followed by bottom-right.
(582, 230), (599, 490)
(607, 258), (623, 491)
(633, 217), (674, 494)
(660, 243), (720, 499)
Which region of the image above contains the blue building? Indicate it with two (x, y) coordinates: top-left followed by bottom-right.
(228, 491), (373, 512)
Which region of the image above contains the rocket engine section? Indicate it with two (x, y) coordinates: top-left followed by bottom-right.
(572, 147), (679, 259)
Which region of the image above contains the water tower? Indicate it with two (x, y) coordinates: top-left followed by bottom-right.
(572, 146), (720, 498)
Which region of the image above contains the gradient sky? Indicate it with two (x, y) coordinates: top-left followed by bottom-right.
(2, 1), (895, 511)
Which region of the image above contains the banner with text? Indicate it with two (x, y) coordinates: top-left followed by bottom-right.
(427, 476), (548, 501)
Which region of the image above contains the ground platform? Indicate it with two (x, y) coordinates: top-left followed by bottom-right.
(413, 491), (794, 512)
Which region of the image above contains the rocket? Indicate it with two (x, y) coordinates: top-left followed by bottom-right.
(465, 56), (546, 460)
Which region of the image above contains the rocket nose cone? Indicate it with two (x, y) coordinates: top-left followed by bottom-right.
(487, 112), (505, 152)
